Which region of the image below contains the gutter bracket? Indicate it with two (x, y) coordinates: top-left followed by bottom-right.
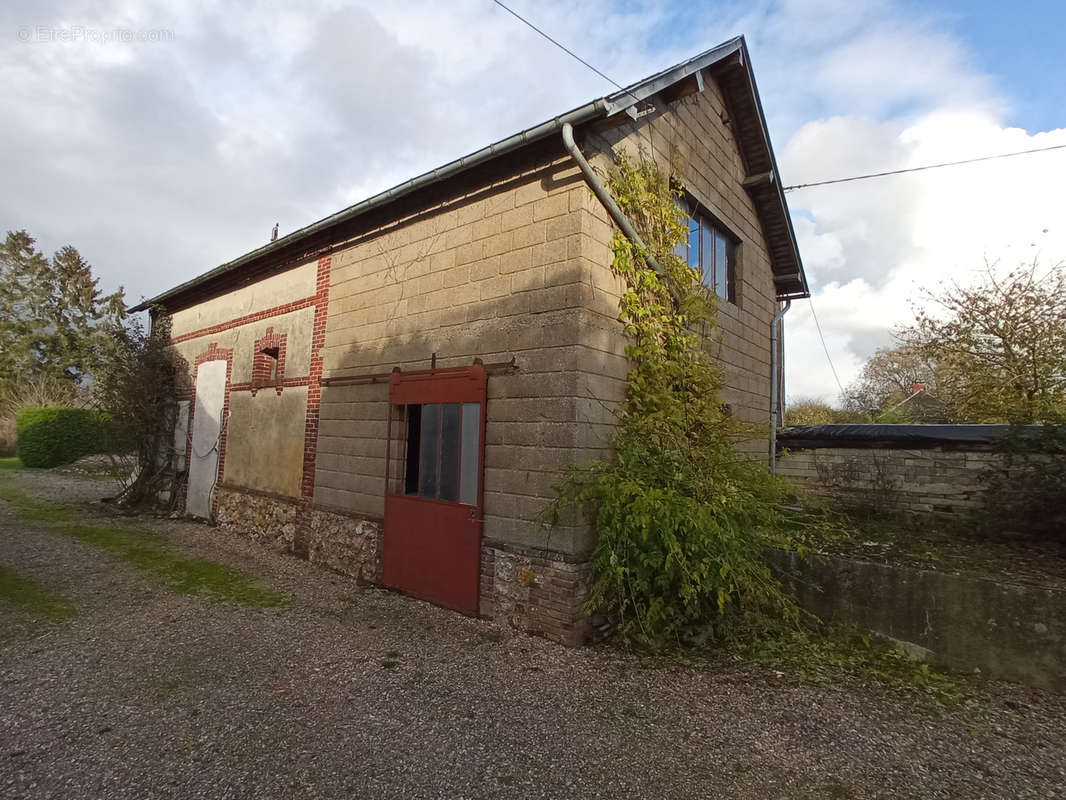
(624, 103), (656, 122)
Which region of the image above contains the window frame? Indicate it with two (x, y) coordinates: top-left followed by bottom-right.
(395, 401), (481, 507)
(674, 196), (739, 305)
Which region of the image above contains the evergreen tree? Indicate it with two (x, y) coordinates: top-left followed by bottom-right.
(0, 229), (125, 386)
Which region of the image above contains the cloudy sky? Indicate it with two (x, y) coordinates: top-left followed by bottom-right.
(2, 0), (1064, 404)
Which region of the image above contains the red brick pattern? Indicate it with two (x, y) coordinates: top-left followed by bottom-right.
(171, 296), (317, 345)
(250, 326), (288, 395)
(230, 376), (311, 393)
(184, 343), (235, 514)
(301, 255), (332, 498)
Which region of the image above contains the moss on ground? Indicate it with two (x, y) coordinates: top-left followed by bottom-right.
(61, 524), (287, 607)
(0, 563), (74, 622)
(0, 479), (77, 522)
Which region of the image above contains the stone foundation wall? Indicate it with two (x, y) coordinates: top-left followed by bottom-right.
(479, 543), (604, 646)
(214, 485), (380, 584)
(213, 485), (596, 645)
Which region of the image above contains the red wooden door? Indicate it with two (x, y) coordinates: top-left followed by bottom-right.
(382, 364), (486, 616)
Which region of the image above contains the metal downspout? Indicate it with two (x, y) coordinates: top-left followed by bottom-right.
(561, 123), (664, 276)
(769, 299), (791, 472)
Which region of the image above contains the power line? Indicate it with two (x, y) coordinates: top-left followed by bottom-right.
(807, 296), (845, 398)
(490, 0), (644, 108)
(784, 142), (1066, 192)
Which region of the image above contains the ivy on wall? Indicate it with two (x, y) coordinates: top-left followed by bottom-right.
(547, 150), (801, 647)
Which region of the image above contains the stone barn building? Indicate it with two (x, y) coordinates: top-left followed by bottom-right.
(132, 36), (809, 644)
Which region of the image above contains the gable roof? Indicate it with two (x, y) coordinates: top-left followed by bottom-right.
(132, 35), (807, 313)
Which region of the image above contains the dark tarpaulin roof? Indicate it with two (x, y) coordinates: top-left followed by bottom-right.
(778, 424), (1053, 448)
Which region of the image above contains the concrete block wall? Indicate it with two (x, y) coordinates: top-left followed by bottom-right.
(579, 79), (781, 459)
(316, 150), (618, 560)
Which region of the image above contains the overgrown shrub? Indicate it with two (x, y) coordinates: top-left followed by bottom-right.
(980, 424), (1066, 539)
(545, 150), (801, 647)
(0, 373), (86, 457)
(92, 313), (189, 507)
(16, 406), (112, 468)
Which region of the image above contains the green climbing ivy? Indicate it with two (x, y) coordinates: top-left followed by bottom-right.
(547, 150), (801, 647)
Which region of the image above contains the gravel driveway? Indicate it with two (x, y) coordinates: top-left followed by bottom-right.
(2, 468), (1065, 799)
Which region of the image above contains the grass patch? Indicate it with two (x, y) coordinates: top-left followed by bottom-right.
(61, 524), (287, 607)
(0, 457), (21, 470)
(0, 481), (77, 522)
(1, 469), (286, 608)
(0, 563), (74, 622)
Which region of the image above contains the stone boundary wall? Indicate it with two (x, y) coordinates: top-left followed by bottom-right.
(213, 485), (596, 645)
(776, 446), (999, 517)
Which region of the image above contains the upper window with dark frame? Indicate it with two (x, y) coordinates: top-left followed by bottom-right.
(673, 201), (737, 304)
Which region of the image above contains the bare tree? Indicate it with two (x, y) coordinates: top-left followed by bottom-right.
(843, 344), (940, 418)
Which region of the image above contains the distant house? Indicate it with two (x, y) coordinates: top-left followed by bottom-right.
(894, 383), (950, 423)
(131, 36), (808, 644)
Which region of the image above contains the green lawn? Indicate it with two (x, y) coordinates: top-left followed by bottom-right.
(0, 457), (21, 470)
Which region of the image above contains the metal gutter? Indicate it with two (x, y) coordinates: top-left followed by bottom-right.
(600, 37), (744, 116)
(560, 122), (664, 276)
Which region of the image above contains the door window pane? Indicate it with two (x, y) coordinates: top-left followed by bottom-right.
(418, 403), (440, 498)
(403, 404), (421, 495)
(460, 403), (480, 505)
(438, 403), (461, 502)
(394, 400), (483, 505)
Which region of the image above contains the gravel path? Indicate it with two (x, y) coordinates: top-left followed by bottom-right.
(2, 469), (1065, 799)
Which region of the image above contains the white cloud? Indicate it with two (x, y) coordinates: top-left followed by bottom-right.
(784, 110), (1066, 403)
(1, 0), (1063, 414)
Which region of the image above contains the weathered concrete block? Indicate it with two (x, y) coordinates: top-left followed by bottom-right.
(773, 549), (1066, 691)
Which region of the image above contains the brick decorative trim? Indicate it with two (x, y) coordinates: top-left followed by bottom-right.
(170, 296), (317, 345)
(301, 255), (332, 498)
(250, 326), (288, 395)
(184, 342), (235, 514)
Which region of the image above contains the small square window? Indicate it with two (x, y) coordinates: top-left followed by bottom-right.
(251, 327), (286, 393)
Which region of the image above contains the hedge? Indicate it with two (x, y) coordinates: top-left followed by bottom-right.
(16, 406), (114, 468)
